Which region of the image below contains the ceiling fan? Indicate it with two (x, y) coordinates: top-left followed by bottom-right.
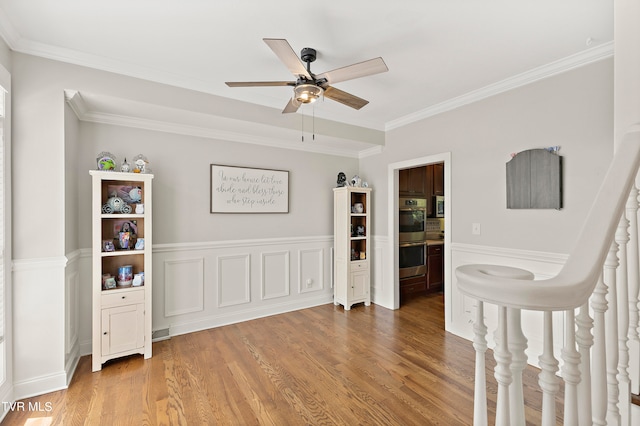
(225, 38), (388, 114)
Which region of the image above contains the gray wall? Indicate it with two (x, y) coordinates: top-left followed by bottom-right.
(15, 51), (614, 259)
(361, 58), (613, 254)
(65, 102), (81, 253)
(75, 122), (358, 247)
(12, 52), (360, 259)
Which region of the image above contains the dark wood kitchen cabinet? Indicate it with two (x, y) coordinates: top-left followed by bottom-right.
(398, 164), (444, 213)
(432, 163), (444, 196)
(426, 244), (443, 292)
(400, 275), (427, 299)
(399, 166), (426, 196)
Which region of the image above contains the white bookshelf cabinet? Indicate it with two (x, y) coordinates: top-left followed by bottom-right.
(90, 170), (153, 371)
(333, 186), (372, 310)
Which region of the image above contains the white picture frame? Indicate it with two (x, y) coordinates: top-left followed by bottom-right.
(210, 164), (289, 213)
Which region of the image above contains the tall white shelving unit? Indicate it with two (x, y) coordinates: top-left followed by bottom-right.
(333, 186), (371, 310)
(90, 170), (153, 372)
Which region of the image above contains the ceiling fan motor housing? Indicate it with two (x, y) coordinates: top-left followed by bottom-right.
(300, 47), (317, 63)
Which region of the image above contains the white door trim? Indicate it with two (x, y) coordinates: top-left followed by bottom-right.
(385, 153), (452, 324)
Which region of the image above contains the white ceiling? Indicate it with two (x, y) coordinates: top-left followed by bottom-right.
(0, 1), (613, 133)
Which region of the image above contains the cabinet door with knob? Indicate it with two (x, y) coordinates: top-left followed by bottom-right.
(432, 163), (444, 196)
(427, 244), (444, 291)
(101, 303), (144, 356)
(349, 264), (370, 301)
(399, 166), (426, 197)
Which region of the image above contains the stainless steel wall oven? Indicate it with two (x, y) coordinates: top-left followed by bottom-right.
(399, 198), (427, 242)
(399, 241), (427, 279)
(399, 198), (428, 278)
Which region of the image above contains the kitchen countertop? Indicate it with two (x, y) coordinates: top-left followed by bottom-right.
(426, 239), (444, 246)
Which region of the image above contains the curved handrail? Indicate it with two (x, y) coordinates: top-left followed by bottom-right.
(456, 126), (640, 311)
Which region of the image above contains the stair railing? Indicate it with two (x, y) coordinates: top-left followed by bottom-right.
(456, 125), (640, 425)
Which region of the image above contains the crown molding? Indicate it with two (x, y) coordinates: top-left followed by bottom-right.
(64, 90), (87, 118)
(65, 89), (367, 158)
(385, 41), (615, 131)
(358, 145), (384, 159)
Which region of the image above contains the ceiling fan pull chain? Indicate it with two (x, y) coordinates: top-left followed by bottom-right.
(301, 108), (304, 142)
(312, 105), (315, 141)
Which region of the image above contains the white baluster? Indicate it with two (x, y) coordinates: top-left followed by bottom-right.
(591, 273), (609, 426)
(626, 184), (640, 395)
(576, 301), (594, 425)
(562, 309), (580, 426)
(507, 308), (527, 426)
(538, 311), (559, 426)
(615, 214), (631, 425)
(605, 239), (621, 425)
(472, 301), (488, 426)
(494, 306), (512, 426)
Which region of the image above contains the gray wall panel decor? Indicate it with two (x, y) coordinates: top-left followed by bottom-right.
(506, 149), (562, 209)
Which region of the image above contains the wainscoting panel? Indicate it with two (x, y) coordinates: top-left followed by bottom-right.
(70, 237), (337, 362)
(164, 257), (205, 317)
(371, 237), (387, 301)
(65, 271), (79, 354)
(370, 236), (391, 308)
(298, 248), (324, 294)
(13, 256), (69, 399)
(261, 251), (290, 300)
(64, 250), (82, 387)
(150, 237), (334, 337)
(217, 254), (251, 308)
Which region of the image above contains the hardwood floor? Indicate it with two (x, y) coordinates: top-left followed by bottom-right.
(2, 294), (561, 425)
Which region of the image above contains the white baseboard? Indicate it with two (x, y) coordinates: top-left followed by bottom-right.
(13, 371), (67, 401)
(64, 345), (80, 386)
(0, 381), (13, 422)
(169, 294), (333, 337)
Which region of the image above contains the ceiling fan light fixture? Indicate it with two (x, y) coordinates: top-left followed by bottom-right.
(294, 83), (323, 104)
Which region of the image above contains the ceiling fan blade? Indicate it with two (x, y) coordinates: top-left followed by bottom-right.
(316, 57), (388, 84)
(263, 38), (312, 79)
(226, 81), (295, 87)
(282, 98), (301, 114)
(323, 86), (369, 110)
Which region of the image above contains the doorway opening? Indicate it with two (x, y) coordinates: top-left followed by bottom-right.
(387, 153), (452, 330)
